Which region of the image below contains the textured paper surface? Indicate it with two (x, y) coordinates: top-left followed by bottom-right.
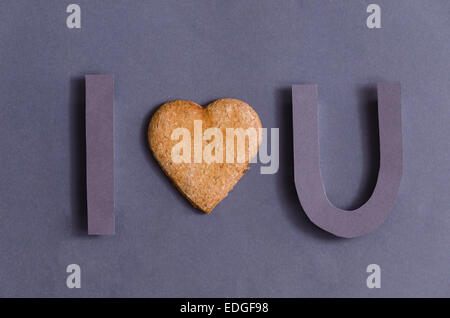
(0, 1), (449, 297)
(292, 83), (402, 238)
(85, 74), (115, 235)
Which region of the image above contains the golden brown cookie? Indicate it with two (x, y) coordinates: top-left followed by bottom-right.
(148, 98), (262, 213)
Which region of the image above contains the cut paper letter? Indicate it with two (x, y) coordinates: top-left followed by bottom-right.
(85, 74), (115, 235)
(292, 83), (402, 238)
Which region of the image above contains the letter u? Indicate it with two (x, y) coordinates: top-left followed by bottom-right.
(292, 83), (402, 238)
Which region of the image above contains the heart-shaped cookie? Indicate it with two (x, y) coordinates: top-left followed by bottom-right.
(148, 99), (262, 213)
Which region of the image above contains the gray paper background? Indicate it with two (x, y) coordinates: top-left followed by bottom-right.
(0, 0), (449, 297)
